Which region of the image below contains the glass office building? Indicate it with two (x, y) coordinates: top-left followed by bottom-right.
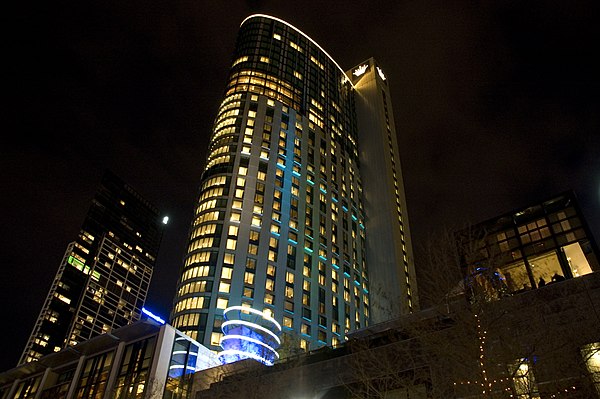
(20, 171), (165, 365)
(171, 15), (417, 353)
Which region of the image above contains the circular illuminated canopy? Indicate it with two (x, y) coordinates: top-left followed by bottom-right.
(217, 306), (282, 366)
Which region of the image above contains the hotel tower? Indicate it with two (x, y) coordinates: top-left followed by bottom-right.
(171, 15), (417, 354)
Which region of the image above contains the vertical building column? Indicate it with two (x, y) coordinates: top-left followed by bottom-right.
(147, 325), (176, 398)
(102, 341), (126, 399)
(33, 367), (54, 399)
(65, 354), (86, 399)
(4, 378), (21, 399)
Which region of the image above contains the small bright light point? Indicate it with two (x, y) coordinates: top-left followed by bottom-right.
(162, 216), (169, 225)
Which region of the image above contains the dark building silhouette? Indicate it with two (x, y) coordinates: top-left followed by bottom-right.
(19, 170), (165, 365)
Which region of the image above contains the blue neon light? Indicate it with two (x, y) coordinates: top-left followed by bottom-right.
(142, 307), (165, 324)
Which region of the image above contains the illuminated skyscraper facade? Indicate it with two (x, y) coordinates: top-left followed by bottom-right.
(171, 15), (417, 353)
(20, 170), (164, 364)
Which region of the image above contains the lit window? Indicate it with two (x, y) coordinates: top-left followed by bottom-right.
(54, 293), (71, 305)
(301, 323), (310, 335)
(265, 278), (275, 291)
(223, 253), (235, 265)
(264, 293), (274, 304)
(211, 332), (223, 346)
(271, 223), (280, 234)
(286, 272), (294, 284)
(226, 239), (237, 250)
(290, 41), (303, 53)
(300, 339), (308, 351)
(219, 282), (231, 293)
(285, 286), (294, 298)
(310, 55), (324, 70)
(232, 56), (248, 66)
(221, 267), (233, 279)
(216, 298), (228, 310)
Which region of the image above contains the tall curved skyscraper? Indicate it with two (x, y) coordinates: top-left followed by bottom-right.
(171, 14), (417, 353)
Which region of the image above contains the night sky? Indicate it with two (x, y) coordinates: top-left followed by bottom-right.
(2, 1), (599, 371)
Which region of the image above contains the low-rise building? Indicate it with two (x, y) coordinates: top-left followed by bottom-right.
(0, 317), (218, 399)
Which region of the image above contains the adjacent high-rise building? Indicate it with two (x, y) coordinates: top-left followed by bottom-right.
(171, 14), (417, 353)
(19, 170), (165, 364)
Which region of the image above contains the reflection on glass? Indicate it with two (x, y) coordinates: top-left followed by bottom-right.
(528, 252), (563, 288)
(501, 261), (531, 294)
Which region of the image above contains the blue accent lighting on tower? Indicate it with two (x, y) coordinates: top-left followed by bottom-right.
(217, 306), (282, 366)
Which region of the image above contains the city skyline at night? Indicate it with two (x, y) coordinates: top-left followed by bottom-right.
(2, 1), (599, 372)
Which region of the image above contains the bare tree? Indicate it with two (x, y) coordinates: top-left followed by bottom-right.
(340, 226), (600, 399)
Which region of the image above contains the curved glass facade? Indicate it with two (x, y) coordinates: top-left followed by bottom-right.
(171, 14), (416, 355)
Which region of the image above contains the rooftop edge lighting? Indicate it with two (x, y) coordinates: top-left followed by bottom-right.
(240, 14), (355, 89)
(142, 307), (165, 324)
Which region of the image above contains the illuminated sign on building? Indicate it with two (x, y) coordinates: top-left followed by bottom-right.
(353, 64), (369, 77)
